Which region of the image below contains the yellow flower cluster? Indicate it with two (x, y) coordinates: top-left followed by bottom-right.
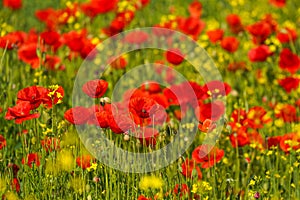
(191, 181), (212, 195)
(139, 175), (164, 191)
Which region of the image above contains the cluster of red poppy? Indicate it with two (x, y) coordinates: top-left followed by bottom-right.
(5, 85), (64, 124)
(64, 77), (230, 146)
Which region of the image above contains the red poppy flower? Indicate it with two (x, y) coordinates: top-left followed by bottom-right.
(35, 8), (60, 30)
(136, 127), (159, 146)
(226, 14), (244, 34)
(62, 30), (87, 52)
(278, 77), (300, 93)
(248, 45), (272, 62)
(220, 36), (239, 53)
(276, 28), (297, 43)
(198, 119), (216, 133)
(178, 17), (205, 40)
(206, 29), (224, 43)
(17, 86), (47, 109)
(11, 178), (20, 193)
(80, 0), (118, 18)
(3, 0), (22, 10)
(269, 0), (286, 7)
(247, 21), (272, 44)
(17, 42), (41, 69)
(267, 136), (282, 149)
(108, 114), (132, 134)
(0, 135), (6, 150)
(110, 11), (134, 31)
(137, 195), (152, 200)
(40, 30), (61, 51)
(76, 155), (94, 170)
(43, 55), (65, 70)
(82, 79), (108, 98)
(244, 106), (271, 129)
(5, 101), (40, 124)
(41, 137), (60, 152)
(275, 104), (297, 123)
(22, 153), (40, 168)
(181, 159), (202, 179)
(228, 108), (247, 132)
(188, 1), (202, 18)
(279, 48), (300, 74)
(195, 101), (225, 122)
(129, 97), (157, 119)
(94, 110), (110, 128)
(165, 48), (184, 65)
(261, 14), (278, 33)
(0, 31), (26, 49)
(229, 127), (250, 148)
(192, 145), (224, 168)
(64, 106), (90, 125)
(202, 80), (231, 98)
(124, 31), (148, 44)
(80, 39), (97, 60)
(140, 81), (162, 94)
(280, 133), (300, 152)
(173, 184), (190, 198)
(109, 56), (127, 69)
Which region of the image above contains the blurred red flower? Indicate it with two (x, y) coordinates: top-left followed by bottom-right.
(244, 106), (271, 129)
(230, 127), (250, 148)
(248, 45), (272, 62)
(64, 106), (90, 125)
(0, 135), (6, 150)
(275, 104), (297, 123)
(247, 21), (272, 44)
(137, 195), (152, 200)
(76, 155), (94, 170)
(206, 29), (224, 43)
(280, 133), (300, 152)
(3, 0), (22, 10)
(267, 136), (282, 149)
(108, 114), (132, 134)
(165, 48), (184, 65)
(279, 48), (300, 74)
(124, 31), (148, 44)
(80, 0), (118, 18)
(5, 101), (40, 124)
(17, 42), (41, 69)
(82, 79), (108, 98)
(220, 36), (239, 53)
(62, 30), (87, 52)
(0, 31), (26, 49)
(109, 56), (127, 69)
(11, 178), (20, 193)
(188, 0), (202, 18)
(192, 145), (224, 168)
(278, 77), (300, 93)
(269, 0), (286, 7)
(178, 16), (205, 40)
(195, 101), (225, 122)
(226, 14), (244, 34)
(22, 153), (40, 168)
(276, 28), (297, 43)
